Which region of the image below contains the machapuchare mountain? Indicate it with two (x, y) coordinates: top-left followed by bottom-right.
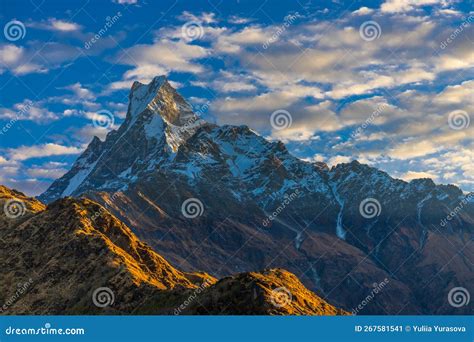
(0, 185), (346, 315)
(39, 76), (473, 314)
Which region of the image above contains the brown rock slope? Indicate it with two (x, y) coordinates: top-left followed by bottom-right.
(0, 185), (45, 227)
(0, 186), (346, 315)
(181, 269), (347, 315)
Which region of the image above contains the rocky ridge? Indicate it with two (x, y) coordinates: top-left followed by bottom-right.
(0, 186), (346, 315)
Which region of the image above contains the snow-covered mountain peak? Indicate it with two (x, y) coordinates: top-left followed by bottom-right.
(124, 75), (208, 151)
(128, 75), (198, 126)
(128, 76), (168, 118)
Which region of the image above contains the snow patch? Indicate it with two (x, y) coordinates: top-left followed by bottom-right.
(61, 159), (99, 197)
(329, 181), (347, 240)
(144, 114), (164, 140)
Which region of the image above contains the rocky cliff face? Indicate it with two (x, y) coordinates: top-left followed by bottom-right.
(38, 76), (474, 315)
(0, 186), (345, 315)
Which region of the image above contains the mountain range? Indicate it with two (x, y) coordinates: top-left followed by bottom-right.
(3, 76), (473, 314)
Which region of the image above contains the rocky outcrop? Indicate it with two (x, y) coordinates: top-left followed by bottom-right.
(0, 187), (345, 315)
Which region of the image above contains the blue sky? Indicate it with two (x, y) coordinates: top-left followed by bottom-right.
(0, 0), (473, 196)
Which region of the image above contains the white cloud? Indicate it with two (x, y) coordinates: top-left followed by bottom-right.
(74, 123), (119, 143)
(0, 100), (57, 121)
(328, 75), (396, 99)
(27, 164), (68, 179)
(434, 80), (474, 105)
(0, 44), (23, 64)
(352, 7), (375, 15)
(380, 0), (449, 13)
(113, 0), (138, 3)
(178, 11), (217, 24)
(63, 83), (95, 100)
(49, 19), (81, 32)
(435, 49), (474, 72)
(327, 155), (353, 166)
(110, 39), (208, 91)
(0, 44), (46, 75)
(214, 26), (271, 53)
(340, 96), (397, 126)
(29, 18), (82, 32)
(212, 80), (256, 93)
(436, 8), (462, 16)
(228, 15), (253, 24)
(8, 143), (83, 161)
(399, 170), (439, 181)
(208, 71), (257, 93)
(0, 40), (81, 75)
